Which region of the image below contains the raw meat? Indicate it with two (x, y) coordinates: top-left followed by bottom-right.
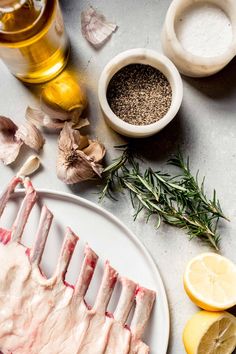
(0, 177), (156, 354)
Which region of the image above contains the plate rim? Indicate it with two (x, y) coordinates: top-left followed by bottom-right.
(15, 188), (170, 353)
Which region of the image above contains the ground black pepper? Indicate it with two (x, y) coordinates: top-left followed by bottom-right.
(106, 64), (172, 125)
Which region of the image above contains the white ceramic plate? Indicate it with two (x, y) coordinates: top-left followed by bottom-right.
(2, 189), (169, 354)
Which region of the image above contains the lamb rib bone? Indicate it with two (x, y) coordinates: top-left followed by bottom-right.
(0, 177), (156, 354)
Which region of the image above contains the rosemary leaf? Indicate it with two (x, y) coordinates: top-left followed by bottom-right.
(100, 147), (229, 250)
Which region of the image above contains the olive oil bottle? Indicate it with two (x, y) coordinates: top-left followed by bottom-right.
(0, 0), (69, 83)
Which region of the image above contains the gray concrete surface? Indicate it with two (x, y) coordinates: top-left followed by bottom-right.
(0, 0), (236, 353)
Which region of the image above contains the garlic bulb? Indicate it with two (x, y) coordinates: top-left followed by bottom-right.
(57, 122), (106, 184)
(81, 6), (117, 48)
(0, 116), (23, 165)
(15, 122), (45, 152)
(17, 155), (41, 177)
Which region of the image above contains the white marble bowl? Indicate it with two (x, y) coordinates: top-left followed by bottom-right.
(98, 48), (183, 138)
(162, 0), (236, 77)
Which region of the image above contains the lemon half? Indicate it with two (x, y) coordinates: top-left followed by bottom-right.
(183, 311), (236, 354)
(184, 253), (236, 311)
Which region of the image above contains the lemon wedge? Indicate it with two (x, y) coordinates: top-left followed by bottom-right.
(184, 253), (236, 311)
(183, 310), (236, 354)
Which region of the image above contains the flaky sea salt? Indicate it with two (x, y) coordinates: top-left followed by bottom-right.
(176, 3), (232, 57)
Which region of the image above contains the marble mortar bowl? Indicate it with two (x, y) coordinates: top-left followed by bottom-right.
(161, 0), (236, 77)
(98, 48), (183, 138)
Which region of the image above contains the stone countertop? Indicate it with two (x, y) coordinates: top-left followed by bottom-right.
(0, 0), (236, 353)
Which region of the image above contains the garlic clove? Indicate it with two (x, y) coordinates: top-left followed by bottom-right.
(41, 72), (87, 120)
(81, 6), (117, 48)
(57, 122), (105, 184)
(78, 134), (89, 150)
(79, 150), (104, 178)
(25, 106), (45, 128)
(82, 140), (106, 163)
(26, 106), (65, 130)
(58, 121), (86, 148)
(15, 122), (45, 152)
(17, 155), (41, 177)
(60, 120), (90, 149)
(0, 116), (23, 165)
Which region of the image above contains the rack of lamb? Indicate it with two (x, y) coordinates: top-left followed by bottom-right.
(0, 177), (156, 354)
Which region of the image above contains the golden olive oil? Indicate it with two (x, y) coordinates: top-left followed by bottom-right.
(0, 0), (69, 83)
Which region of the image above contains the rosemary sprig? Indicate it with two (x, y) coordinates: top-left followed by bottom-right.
(100, 147), (228, 250)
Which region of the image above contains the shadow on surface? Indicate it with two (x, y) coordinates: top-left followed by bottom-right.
(124, 109), (186, 164)
(184, 57), (236, 100)
(69, 178), (104, 197)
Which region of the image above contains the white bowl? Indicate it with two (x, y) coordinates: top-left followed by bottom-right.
(98, 48), (183, 138)
(162, 0), (236, 77)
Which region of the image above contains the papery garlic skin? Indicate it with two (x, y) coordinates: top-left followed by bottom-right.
(16, 122), (45, 152)
(26, 106), (90, 132)
(0, 116), (23, 165)
(81, 6), (117, 48)
(26, 106), (65, 130)
(71, 117), (90, 130)
(57, 122), (105, 184)
(17, 155), (41, 177)
(83, 140), (106, 163)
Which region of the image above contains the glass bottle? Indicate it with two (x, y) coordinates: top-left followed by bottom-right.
(0, 0), (70, 83)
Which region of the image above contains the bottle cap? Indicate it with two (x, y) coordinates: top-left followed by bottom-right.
(0, 0), (27, 12)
